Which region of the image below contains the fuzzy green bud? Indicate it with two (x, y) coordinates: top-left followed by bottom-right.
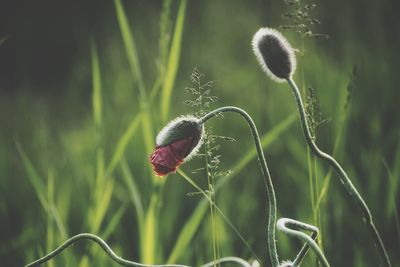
(252, 27), (296, 82)
(156, 116), (203, 154)
(150, 116), (204, 176)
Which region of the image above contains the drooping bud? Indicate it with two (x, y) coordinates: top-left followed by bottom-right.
(252, 27), (296, 82)
(150, 116), (204, 176)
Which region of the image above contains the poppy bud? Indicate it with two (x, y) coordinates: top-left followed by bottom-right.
(252, 27), (296, 82)
(150, 116), (204, 176)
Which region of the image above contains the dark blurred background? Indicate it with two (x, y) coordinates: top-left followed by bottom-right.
(1, 0), (399, 266)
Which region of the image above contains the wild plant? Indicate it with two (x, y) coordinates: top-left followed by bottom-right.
(26, 68), (326, 267)
(280, 0), (329, 40)
(184, 68), (234, 264)
(150, 68), (329, 266)
(252, 27), (391, 267)
(20, 2), (391, 267)
(280, 0), (329, 246)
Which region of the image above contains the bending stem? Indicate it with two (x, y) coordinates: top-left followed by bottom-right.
(287, 77), (391, 267)
(25, 233), (189, 267)
(200, 256), (253, 267)
(200, 106), (279, 267)
(277, 218), (330, 267)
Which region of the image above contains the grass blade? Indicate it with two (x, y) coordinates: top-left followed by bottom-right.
(46, 171), (55, 267)
(91, 41), (103, 130)
(167, 196), (207, 264)
(88, 40), (110, 238)
(16, 143), (67, 239)
(90, 178), (115, 234)
(101, 204), (128, 241)
(91, 41), (103, 177)
(16, 142), (47, 210)
(143, 194), (159, 263)
(120, 157), (144, 233)
(91, 40), (105, 198)
(113, 0), (155, 175)
(382, 159), (400, 245)
(105, 114), (143, 177)
(119, 156), (146, 263)
(160, 0), (187, 122)
(385, 143), (400, 216)
(114, 0), (146, 98)
(113, 1), (160, 264)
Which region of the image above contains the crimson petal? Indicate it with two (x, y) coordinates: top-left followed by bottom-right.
(149, 137), (195, 176)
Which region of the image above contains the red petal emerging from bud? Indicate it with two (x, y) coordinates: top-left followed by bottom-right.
(150, 137), (194, 176)
(150, 115), (204, 176)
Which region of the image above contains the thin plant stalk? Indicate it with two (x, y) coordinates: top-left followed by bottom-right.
(25, 233), (189, 267)
(286, 77), (391, 267)
(200, 106), (279, 267)
(204, 140), (219, 265)
(200, 256), (253, 267)
(166, 113), (296, 264)
(177, 169), (261, 263)
(276, 218), (330, 267)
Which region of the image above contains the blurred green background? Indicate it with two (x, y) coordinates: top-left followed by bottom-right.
(1, 0), (399, 266)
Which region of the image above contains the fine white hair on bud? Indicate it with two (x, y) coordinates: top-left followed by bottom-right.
(252, 27), (296, 82)
(150, 115), (204, 177)
(155, 115), (204, 160)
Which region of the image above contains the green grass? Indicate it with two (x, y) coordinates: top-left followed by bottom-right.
(1, 1), (399, 267)
(160, 0), (187, 122)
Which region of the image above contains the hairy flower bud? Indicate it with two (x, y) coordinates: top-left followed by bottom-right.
(150, 116), (204, 176)
(252, 27), (296, 82)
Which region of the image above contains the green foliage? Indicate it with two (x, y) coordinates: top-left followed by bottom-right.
(161, 0), (187, 122)
(1, 1), (399, 267)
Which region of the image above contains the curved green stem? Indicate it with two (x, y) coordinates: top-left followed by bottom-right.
(289, 223), (318, 266)
(200, 106), (279, 267)
(200, 256), (254, 267)
(276, 218), (330, 267)
(25, 233), (189, 267)
(287, 77), (391, 267)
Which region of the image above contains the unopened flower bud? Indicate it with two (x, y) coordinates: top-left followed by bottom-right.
(252, 27), (296, 82)
(150, 116), (204, 176)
